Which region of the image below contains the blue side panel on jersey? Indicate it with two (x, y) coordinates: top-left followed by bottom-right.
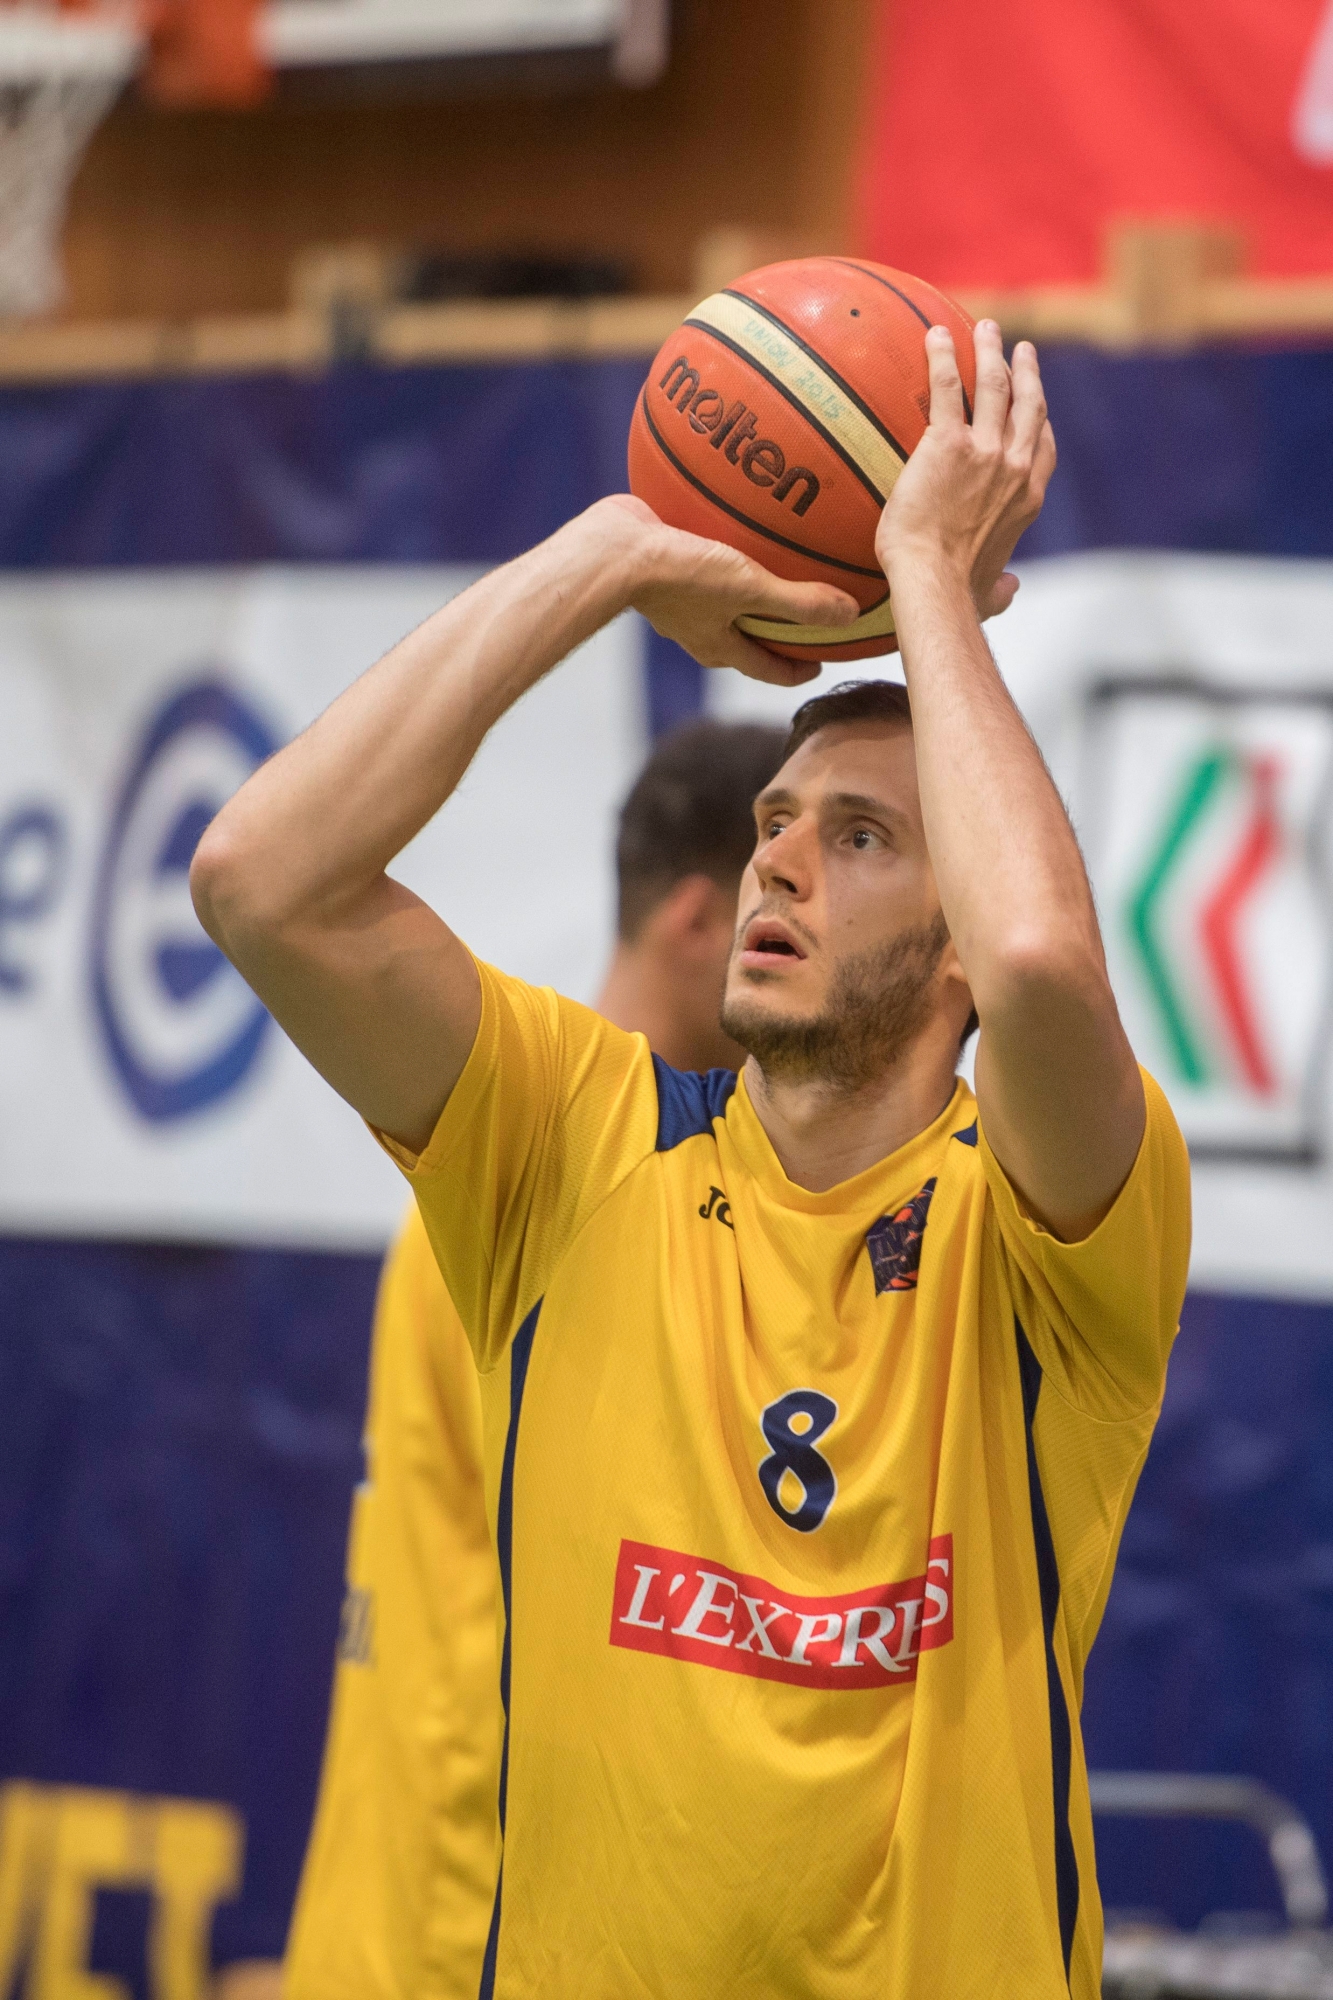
(652, 1056), (738, 1151)
(482, 1298), (541, 2000)
(478, 1863), (503, 2000)
(1016, 1318), (1081, 1980)
(496, 1299), (540, 1808)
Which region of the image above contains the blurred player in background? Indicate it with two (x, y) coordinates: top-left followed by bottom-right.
(284, 718), (787, 2000)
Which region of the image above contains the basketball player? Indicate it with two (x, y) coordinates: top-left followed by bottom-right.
(193, 323), (1190, 1998)
(284, 720), (787, 2000)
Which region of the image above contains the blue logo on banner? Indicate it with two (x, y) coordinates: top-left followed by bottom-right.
(0, 803), (67, 993)
(91, 678), (278, 1122)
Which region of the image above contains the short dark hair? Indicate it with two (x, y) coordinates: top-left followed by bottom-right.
(783, 678), (912, 763)
(781, 677), (979, 1053)
(617, 719), (788, 940)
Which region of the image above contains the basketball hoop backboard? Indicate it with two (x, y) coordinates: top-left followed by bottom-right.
(0, 2), (139, 82)
(144, 0), (667, 105)
(260, 0), (667, 88)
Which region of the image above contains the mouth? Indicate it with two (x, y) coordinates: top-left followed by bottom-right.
(737, 916), (808, 971)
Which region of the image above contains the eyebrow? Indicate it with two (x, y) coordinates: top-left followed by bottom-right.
(755, 786), (910, 829)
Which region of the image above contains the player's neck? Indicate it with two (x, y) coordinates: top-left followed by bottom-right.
(743, 1034), (963, 1193)
(596, 936), (740, 1080)
(596, 942), (735, 1073)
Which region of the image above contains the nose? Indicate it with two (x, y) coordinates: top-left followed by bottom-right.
(754, 817), (811, 900)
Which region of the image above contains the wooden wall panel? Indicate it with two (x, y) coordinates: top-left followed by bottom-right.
(59, 0), (880, 321)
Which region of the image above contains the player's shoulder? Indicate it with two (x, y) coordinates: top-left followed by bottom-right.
(1139, 1064), (1190, 1174)
(481, 962), (745, 1157)
(1125, 1063), (1192, 1260)
(479, 957), (647, 1081)
(480, 961), (723, 1187)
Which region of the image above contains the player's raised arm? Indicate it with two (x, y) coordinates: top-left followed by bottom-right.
(190, 497), (855, 1153)
(878, 321), (1144, 1241)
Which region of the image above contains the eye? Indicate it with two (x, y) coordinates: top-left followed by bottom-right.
(850, 827), (879, 851)
(764, 817), (788, 841)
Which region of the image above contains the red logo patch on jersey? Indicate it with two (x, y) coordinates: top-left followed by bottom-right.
(609, 1535), (953, 1690)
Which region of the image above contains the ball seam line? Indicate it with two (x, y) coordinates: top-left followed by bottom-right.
(697, 287), (910, 495)
(681, 315), (890, 510)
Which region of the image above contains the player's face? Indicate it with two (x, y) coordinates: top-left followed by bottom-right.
(720, 720), (963, 1083)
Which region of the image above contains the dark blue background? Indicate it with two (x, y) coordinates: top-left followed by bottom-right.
(0, 1236), (378, 1962)
(5, 347), (1332, 570)
(4, 343), (1333, 1963)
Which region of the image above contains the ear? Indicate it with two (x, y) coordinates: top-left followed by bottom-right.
(646, 873), (734, 954)
(936, 933), (976, 1030)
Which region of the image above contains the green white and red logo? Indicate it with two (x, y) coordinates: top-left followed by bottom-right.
(1091, 686), (1333, 1159)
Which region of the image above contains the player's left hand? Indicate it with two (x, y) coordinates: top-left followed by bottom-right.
(875, 320), (1056, 619)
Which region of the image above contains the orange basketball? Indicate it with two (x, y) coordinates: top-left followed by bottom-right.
(627, 257), (976, 662)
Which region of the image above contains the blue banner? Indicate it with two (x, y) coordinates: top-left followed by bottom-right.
(0, 1236), (378, 1966)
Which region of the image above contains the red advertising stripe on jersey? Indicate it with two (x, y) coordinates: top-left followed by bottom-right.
(609, 1535), (953, 1691)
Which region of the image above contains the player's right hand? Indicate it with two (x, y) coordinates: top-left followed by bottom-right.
(587, 494), (860, 688)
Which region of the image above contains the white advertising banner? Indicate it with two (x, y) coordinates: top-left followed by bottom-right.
(710, 551), (1333, 1304)
(0, 565), (644, 1249)
(6, 550), (1333, 1300)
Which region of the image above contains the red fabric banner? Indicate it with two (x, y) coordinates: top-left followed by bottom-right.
(859, 0), (1333, 285)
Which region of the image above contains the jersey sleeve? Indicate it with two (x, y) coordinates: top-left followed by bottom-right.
(977, 1067), (1192, 1420)
(375, 957), (658, 1370)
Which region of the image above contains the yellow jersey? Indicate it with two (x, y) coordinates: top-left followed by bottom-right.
(285, 1207), (502, 2000)
(384, 958), (1191, 2000)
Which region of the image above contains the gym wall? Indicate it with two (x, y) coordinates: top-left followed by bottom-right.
(60, 0), (879, 322)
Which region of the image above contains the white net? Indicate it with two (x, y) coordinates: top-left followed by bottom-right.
(0, 4), (142, 318)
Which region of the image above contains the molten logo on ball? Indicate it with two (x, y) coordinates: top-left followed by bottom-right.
(658, 353), (821, 514)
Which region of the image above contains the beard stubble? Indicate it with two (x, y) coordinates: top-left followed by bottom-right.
(720, 912), (950, 1091)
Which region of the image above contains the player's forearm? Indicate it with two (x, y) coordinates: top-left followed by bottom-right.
(890, 553), (1105, 1020)
(192, 506), (636, 960)
(893, 550), (1145, 1233)
(188, 494), (853, 1151)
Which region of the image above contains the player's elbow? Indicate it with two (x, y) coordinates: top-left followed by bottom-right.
(190, 816), (283, 961)
(973, 925), (1111, 1027)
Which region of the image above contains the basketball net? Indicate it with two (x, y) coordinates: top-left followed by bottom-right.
(0, 0), (142, 317)
(0, 0), (264, 320)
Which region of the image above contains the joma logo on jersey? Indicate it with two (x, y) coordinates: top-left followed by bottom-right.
(1088, 682), (1333, 1161)
(610, 1535), (953, 1690)
(698, 1184), (733, 1229)
(657, 354), (821, 515)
